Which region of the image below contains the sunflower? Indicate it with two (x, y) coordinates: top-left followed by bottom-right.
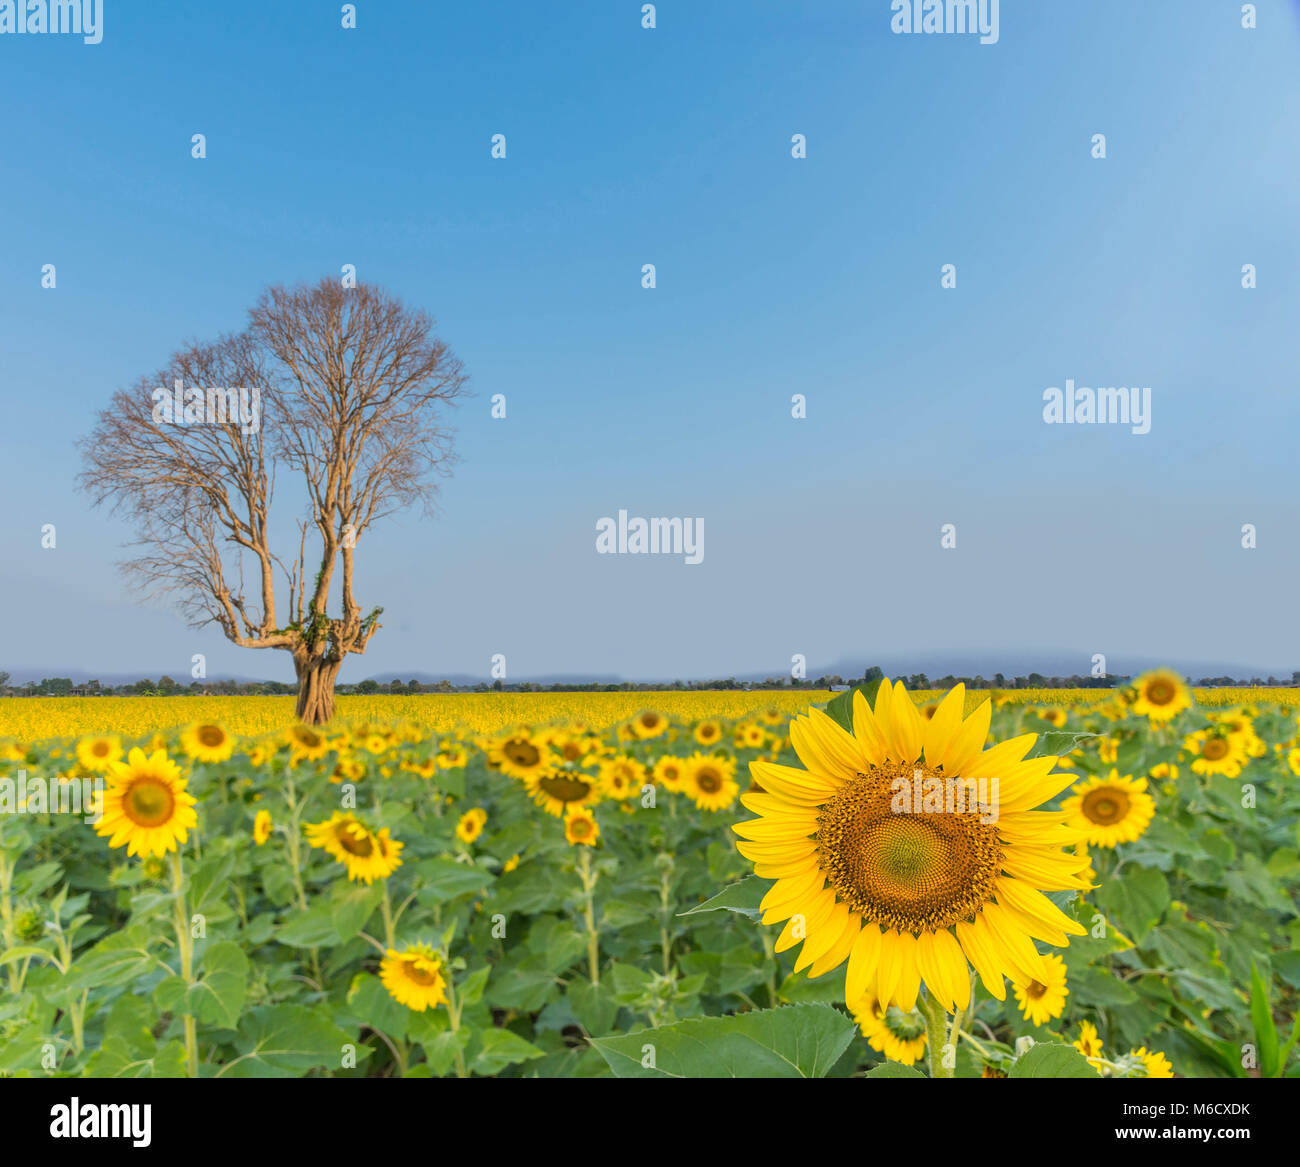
(981, 1064), (1007, 1078)
(329, 757), (366, 784)
(436, 745), (468, 769)
(1183, 730), (1248, 778)
(75, 734), (122, 773)
(286, 724), (331, 762)
(1133, 1046), (1174, 1078)
(524, 768), (600, 817)
(253, 809), (273, 845)
(304, 812), (403, 883)
(736, 723), (768, 749)
(1038, 707), (1067, 728)
(733, 680), (1089, 1013)
(1012, 952), (1068, 1025)
(761, 707), (786, 726)
(597, 756), (645, 801)
(683, 753), (739, 812)
(180, 722), (234, 764)
(379, 944), (448, 1011)
(456, 807), (488, 844)
(1212, 710), (1266, 757)
(1074, 841), (1097, 887)
(631, 710), (668, 740)
(404, 756), (438, 780)
(849, 992), (928, 1065)
(1073, 1020), (1105, 1070)
(564, 806), (600, 846)
(1129, 669), (1191, 723)
(547, 730), (598, 765)
(503, 853), (521, 873)
(491, 728), (553, 781)
(94, 748), (198, 858)
(1062, 770), (1154, 848)
(652, 756), (686, 791)
(693, 720), (723, 747)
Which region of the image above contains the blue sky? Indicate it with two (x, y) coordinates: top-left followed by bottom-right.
(2, 1), (1299, 683)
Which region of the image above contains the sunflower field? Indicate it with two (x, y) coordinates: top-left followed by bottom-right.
(1, 673), (1297, 1080)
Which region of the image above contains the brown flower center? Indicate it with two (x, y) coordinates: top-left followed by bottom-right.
(1081, 787), (1129, 825)
(537, 774), (591, 803)
(123, 777), (176, 828)
(816, 762), (1002, 932)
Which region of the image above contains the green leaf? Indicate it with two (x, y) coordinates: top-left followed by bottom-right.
(275, 902), (340, 948)
(590, 1004), (855, 1078)
(1008, 1042), (1100, 1078)
(471, 1028), (545, 1075)
(343, 972), (411, 1042)
(1093, 867), (1169, 944)
(188, 851), (236, 913)
(459, 966), (491, 1008)
(865, 1061), (926, 1078)
(822, 679), (883, 734)
(1250, 960), (1279, 1078)
(414, 857), (495, 903)
(153, 940), (248, 1029)
(678, 876), (771, 921)
(0, 945), (60, 969)
(63, 925), (165, 991)
(85, 1036), (189, 1079)
(331, 882), (384, 941)
(221, 1005), (357, 1077)
(567, 976), (617, 1037)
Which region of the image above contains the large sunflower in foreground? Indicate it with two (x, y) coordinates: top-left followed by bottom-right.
(732, 680), (1089, 1013)
(94, 748), (198, 858)
(1128, 669), (1191, 723)
(1062, 771), (1155, 848)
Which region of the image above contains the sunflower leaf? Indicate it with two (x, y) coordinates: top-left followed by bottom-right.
(865, 1061), (926, 1078)
(1008, 1042), (1100, 1078)
(822, 679), (884, 734)
(678, 876), (770, 920)
(1250, 960), (1279, 1078)
(590, 1003), (855, 1078)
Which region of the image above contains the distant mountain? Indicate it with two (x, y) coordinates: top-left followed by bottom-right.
(6, 651), (1294, 689)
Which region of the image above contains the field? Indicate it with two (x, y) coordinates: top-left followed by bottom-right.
(1, 678), (1297, 1079)
(2, 687), (1295, 742)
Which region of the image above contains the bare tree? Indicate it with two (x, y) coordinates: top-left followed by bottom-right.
(79, 278), (468, 723)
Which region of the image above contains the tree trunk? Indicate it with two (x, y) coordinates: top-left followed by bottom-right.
(295, 657), (342, 725)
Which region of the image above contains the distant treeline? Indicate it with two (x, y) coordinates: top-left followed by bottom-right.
(3, 667), (1299, 697)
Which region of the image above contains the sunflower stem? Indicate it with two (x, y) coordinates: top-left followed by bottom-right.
(170, 850), (199, 1078)
(577, 848), (600, 987)
(918, 989), (953, 1079)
